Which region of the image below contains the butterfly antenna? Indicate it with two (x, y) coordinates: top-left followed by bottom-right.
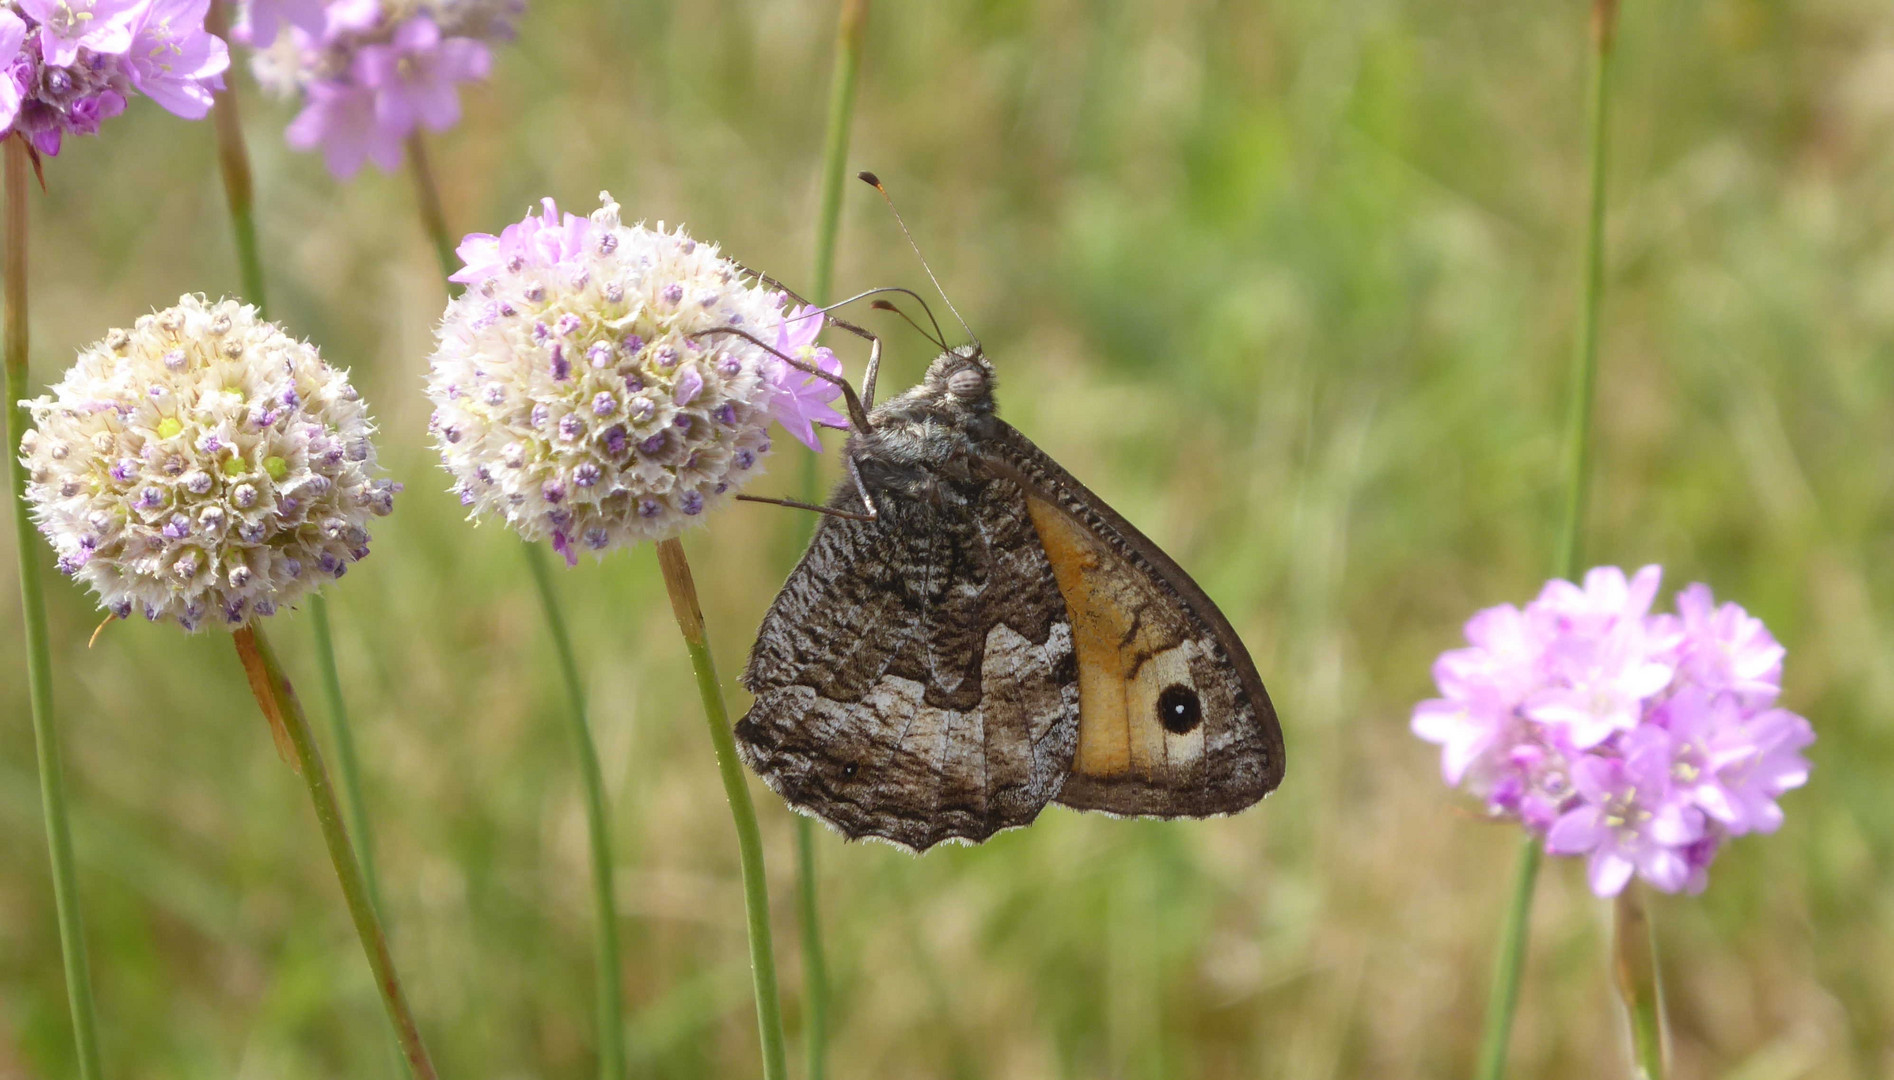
(869, 299), (947, 351)
(858, 171), (978, 347)
(814, 285), (948, 349)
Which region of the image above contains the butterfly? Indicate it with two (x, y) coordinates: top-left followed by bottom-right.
(730, 337), (1284, 852)
(730, 181), (1282, 852)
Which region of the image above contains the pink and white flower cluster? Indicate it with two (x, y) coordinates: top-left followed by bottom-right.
(1413, 566), (1813, 897)
(426, 193), (847, 561)
(240, 0), (518, 177)
(0, 0), (228, 155)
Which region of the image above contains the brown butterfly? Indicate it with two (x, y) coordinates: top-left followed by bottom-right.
(730, 180), (1283, 852)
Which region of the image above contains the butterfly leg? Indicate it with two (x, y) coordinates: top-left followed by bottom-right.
(734, 494), (876, 522)
(733, 449), (881, 522)
(862, 330), (882, 410)
(845, 451), (881, 519)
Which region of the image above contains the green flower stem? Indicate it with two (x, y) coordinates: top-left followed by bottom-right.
(231, 625), (438, 1080)
(793, 819), (829, 1078)
(654, 538), (787, 1080)
(1475, 3), (1621, 1078)
(521, 542), (627, 1080)
(407, 138), (628, 1079)
(1472, 841), (1541, 1080)
(5, 134), (105, 1080)
(203, 12), (384, 915)
(1556, 0), (1618, 582)
(309, 597), (381, 909)
(408, 133), (459, 281)
(207, 2), (265, 314)
(810, 0), (870, 307)
(1614, 885), (1665, 1078)
(796, 3), (870, 1075)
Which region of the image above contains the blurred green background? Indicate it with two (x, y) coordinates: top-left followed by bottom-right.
(3, 0), (1891, 1076)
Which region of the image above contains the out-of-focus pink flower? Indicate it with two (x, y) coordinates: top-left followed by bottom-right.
(19, 0), (143, 67)
(1413, 565), (1812, 897)
(0, 12), (28, 129)
(285, 78), (402, 177)
(0, 0), (222, 153)
(236, 0), (322, 47)
(1546, 734), (1704, 896)
(239, 0), (520, 179)
(351, 16), (488, 136)
(124, 0), (229, 120)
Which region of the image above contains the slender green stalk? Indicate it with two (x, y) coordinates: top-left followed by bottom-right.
(1613, 885), (1665, 1078)
(1473, 4), (1620, 1078)
(521, 542), (627, 1080)
(5, 134), (104, 1080)
(408, 133), (460, 280)
(408, 140), (627, 1079)
(795, 4), (869, 1075)
(1555, 0), (1617, 582)
(793, 820), (829, 1078)
(1472, 842), (1541, 1080)
(809, 0), (869, 308)
(207, 1), (265, 315)
(309, 597), (381, 908)
(202, 16), (385, 913)
(654, 538), (787, 1080)
(232, 625), (437, 1080)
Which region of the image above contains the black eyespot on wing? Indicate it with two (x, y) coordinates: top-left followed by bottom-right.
(842, 762), (859, 779)
(1157, 684), (1201, 735)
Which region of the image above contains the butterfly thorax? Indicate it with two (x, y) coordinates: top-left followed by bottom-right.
(848, 345), (1000, 499)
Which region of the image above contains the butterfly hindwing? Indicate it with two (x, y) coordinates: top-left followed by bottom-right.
(978, 422), (1284, 817)
(737, 472), (1081, 852)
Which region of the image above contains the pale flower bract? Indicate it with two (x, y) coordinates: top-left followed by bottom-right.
(20, 295), (397, 631)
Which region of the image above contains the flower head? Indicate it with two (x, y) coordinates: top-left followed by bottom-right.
(245, 0), (520, 177)
(0, 0), (226, 153)
(1412, 565), (1812, 896)
(20, 295), (397, 631)
(428, 193), (839, 562)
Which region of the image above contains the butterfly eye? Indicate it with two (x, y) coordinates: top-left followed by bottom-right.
(946, 366), (986, 399)
(842, 762), (860, 779)
(1157, 684), (1202, 734)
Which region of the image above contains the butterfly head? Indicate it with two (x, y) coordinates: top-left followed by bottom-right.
(923, 345), (997, 413)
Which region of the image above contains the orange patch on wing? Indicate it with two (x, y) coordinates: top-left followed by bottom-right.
(1027, 496), (1152, 779)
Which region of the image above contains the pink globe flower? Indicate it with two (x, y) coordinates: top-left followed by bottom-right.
(1413, 565), (1813, 897)
(242, 0), (520, 178)
(0, 0), (226, 153)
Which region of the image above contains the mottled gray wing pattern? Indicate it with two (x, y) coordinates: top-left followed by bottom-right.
(737, 473), (1081, 852)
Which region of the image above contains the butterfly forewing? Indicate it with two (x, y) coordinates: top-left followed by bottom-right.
(977, 422), (1284, 816)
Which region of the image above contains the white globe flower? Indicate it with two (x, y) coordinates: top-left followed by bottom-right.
(426, 192), (840, 562)
(19, 295), (397, 631)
